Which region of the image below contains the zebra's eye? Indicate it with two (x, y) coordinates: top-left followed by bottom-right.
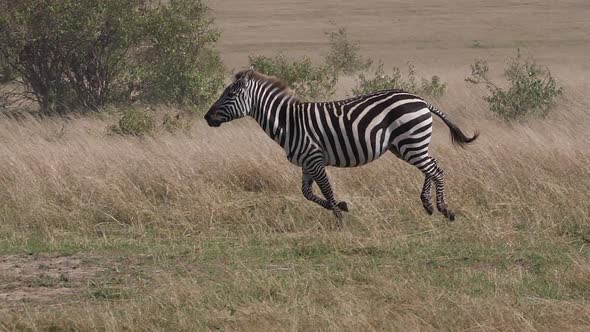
(228, 91), (237, 97)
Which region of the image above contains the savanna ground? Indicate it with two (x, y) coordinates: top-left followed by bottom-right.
(1, 0), (590, 330)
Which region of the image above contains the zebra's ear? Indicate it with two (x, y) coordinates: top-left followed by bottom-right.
(242, 69), (254, 81)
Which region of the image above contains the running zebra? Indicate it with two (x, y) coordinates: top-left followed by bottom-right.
(205, 70), (478, 225)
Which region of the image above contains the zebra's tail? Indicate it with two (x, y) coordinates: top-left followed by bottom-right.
(427, 103), (479, 148)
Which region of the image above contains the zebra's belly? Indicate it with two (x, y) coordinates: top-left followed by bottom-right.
(284, 138), (316, 167)
(323, 141), (392, 168)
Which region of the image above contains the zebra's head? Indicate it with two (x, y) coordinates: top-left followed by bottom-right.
(205, 70), (254, 127)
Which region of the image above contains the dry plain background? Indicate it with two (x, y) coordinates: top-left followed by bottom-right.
(1, 0), (590, 331)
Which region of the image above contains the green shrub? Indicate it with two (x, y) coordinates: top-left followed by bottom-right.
(0, 0), (145, 114)
(466, 50), (563, 120)
(420, 75), (447, 98)
(353, 62), (416, 96)
(0, 54), (14, 83)
(125, 1), (224, 107)
(249, 53), (337, 100)
(248, 27), (374, 100)
(109, 110), (193, 136)
(0, 0), (223, 115)
(324, 28), (372, 75)
(162, 112), (193, 134)
(352, 61), (446, 97)
(109, 109), (155, 136)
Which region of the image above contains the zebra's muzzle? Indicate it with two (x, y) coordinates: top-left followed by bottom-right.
(204, 113), (222, 127)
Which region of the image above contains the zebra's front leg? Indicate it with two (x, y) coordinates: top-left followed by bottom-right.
(303, 163), (346, 227)
(302, 172), (348, 212)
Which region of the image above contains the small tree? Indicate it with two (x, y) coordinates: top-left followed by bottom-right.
(109, 108), (156, 136)
(466, 49), (562, 120)
(0, 53), (14, 83)
(352, 61), (446, 98)
(0, 0), (145, 114)
(0, 0), (223, 115)
(126, 0), (224, 106)
(353, 62), (417, 96)
(249, 53), (337, 100)
(324, 28), (372, 75)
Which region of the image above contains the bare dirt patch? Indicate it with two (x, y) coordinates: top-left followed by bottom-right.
(0, 254), (103, 308)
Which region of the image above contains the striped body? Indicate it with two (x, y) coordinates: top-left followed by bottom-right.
(264, 91), (432, 168)
(205, 70), (478, 225)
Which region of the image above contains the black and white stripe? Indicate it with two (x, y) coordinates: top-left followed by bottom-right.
(205, 70), (478, 225)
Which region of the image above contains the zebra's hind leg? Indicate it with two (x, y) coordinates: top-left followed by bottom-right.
(433, 165), (455, 221)
(420, 175), (434, 215)
(391, 146), (454, 221)
(302, 163), (346, 227)
(418, 157), (455, 221)
(390, 146), (433, 216)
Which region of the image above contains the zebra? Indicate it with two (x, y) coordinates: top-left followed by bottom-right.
(205, 70), (478, 226)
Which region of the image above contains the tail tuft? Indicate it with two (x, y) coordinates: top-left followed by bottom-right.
(447, 122), (479, 148)
(427, 103), (479, 148)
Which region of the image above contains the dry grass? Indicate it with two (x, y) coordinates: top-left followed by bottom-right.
(0, 90), (589, 331)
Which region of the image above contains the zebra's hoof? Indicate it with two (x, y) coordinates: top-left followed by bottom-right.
(422, 204), (434, 215)
(446, 210), (456, 221)
(337, 201), (349, 212)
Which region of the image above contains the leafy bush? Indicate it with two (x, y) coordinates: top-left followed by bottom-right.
(0, 54), (14, 83)
(249, 53), (337, 100)
(162, 112), (193, 134)
(109, 109), (193, 136)
(352, 61), (446, 97)
(324, 28), (372, 75)
(247, 27), (375, 101)
(0, 0), (223, 115)
(353, 62), (416, 95)
(109, 109), (155, 136)
(466, 50), (562, 119)
(125, 1), (224, 106)
(420, 75), (447, 98)
(247, 28), (445, 101)
(0, 0), (142, 114)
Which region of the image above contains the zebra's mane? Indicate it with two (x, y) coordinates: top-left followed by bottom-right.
(234, 70), (301, 102)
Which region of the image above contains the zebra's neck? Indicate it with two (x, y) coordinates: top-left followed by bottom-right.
(248, 80), (299, 143)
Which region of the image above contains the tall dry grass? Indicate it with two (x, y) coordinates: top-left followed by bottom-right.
(1, 87), (588, 237)
(0, 86), (589, 330)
